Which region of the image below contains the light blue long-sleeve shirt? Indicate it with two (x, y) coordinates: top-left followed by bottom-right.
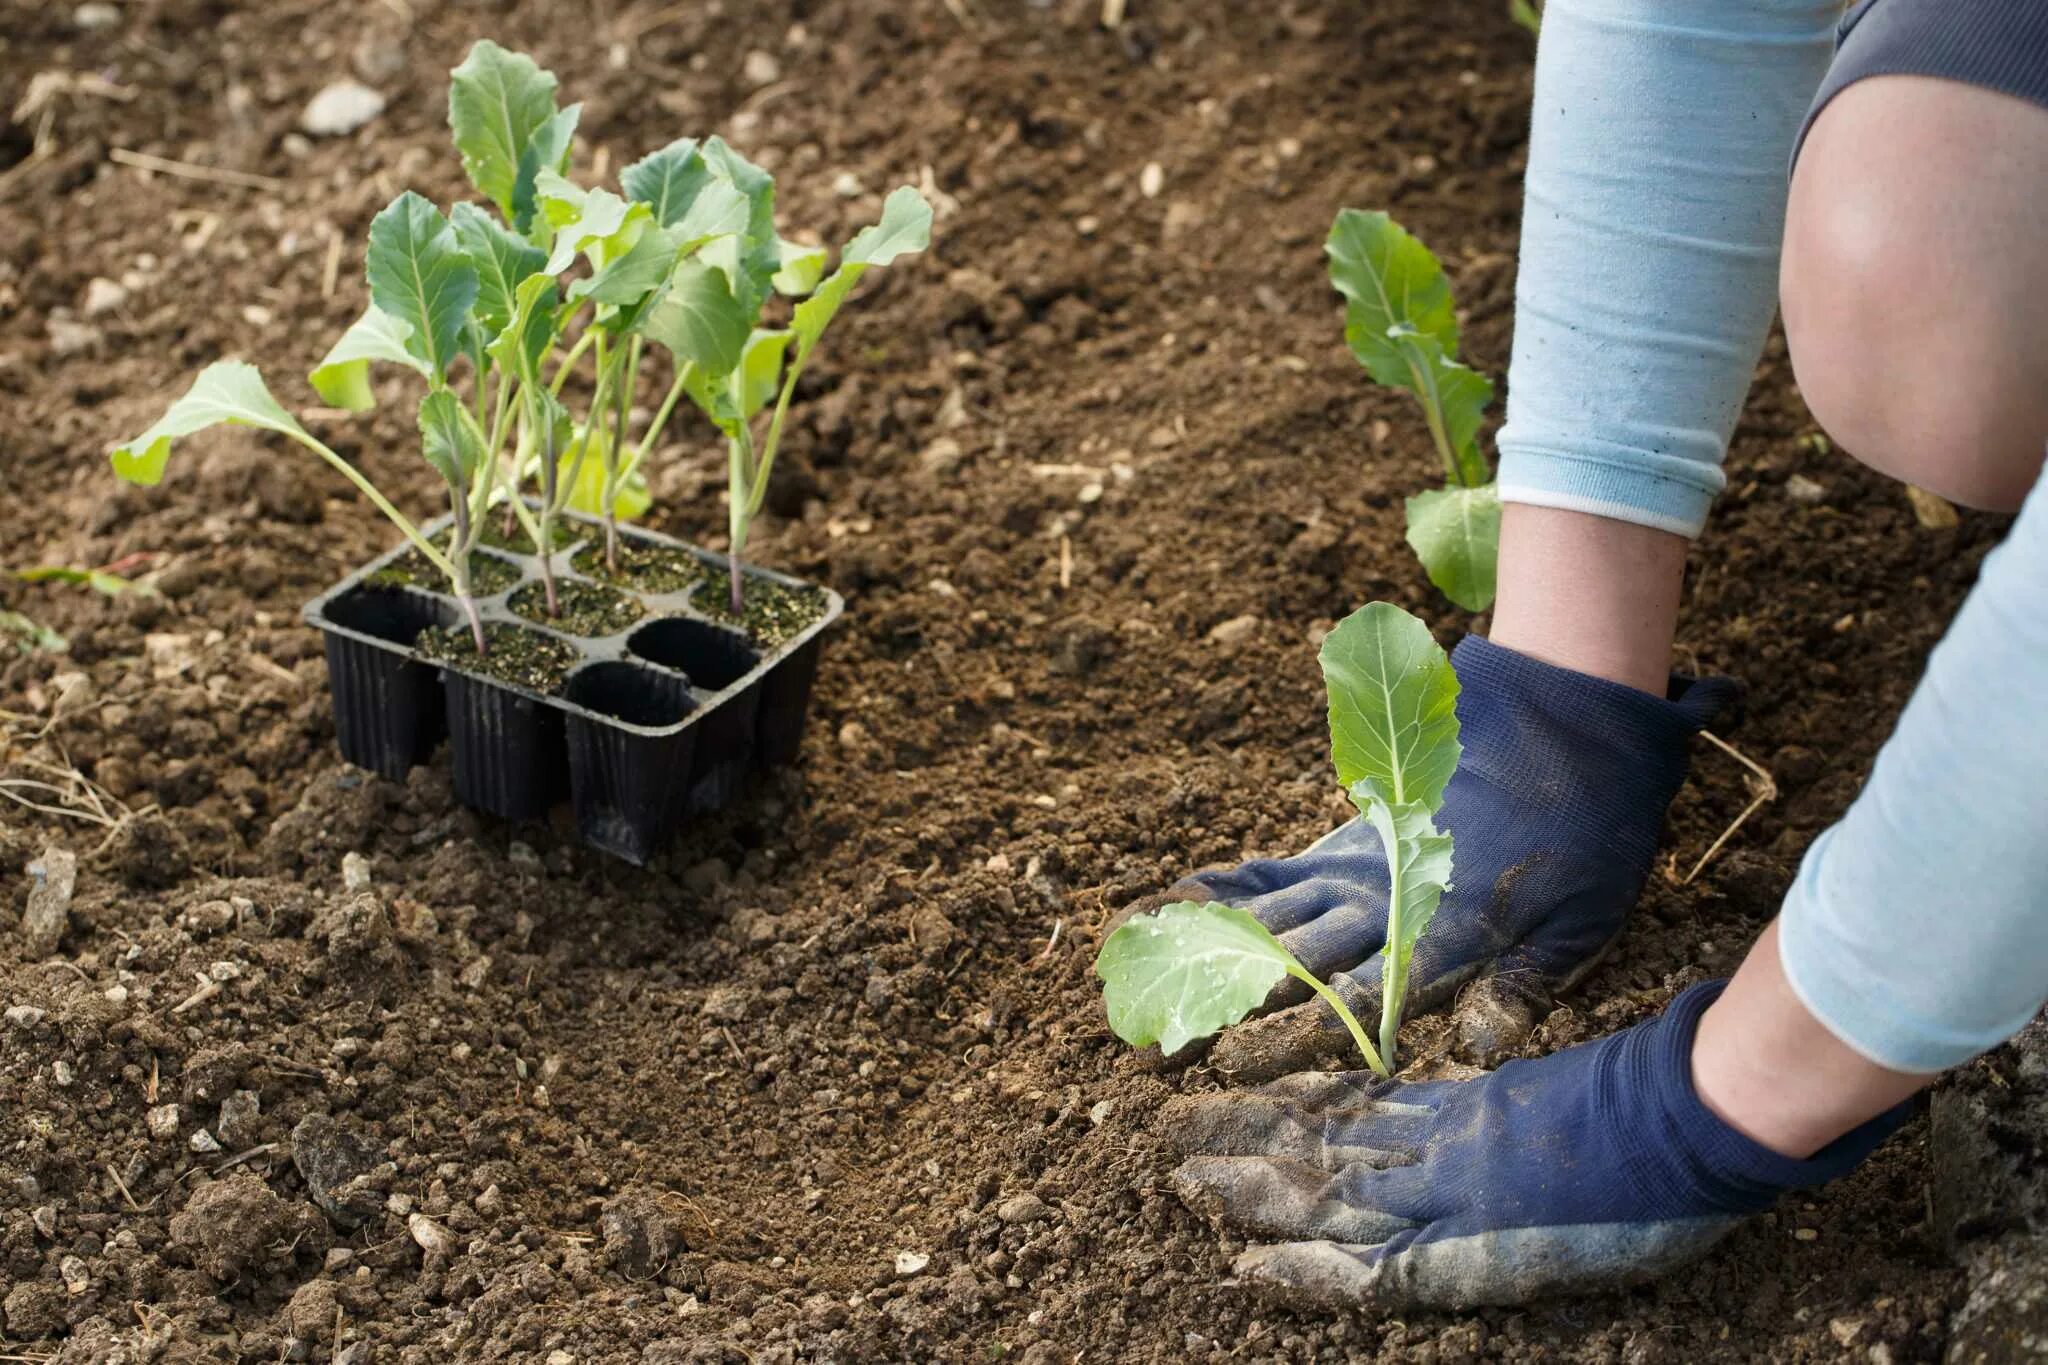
(1504, 0), (2048, 1071)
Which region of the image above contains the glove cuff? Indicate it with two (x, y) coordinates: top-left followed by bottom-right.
(1632, 980), (1909, 1215)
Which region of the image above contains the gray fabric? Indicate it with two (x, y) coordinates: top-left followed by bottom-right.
(1798, 0), (2048, 164)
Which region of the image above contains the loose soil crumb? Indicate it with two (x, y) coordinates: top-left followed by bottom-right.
(507, 579), (646, 639)
(571, 540), (715, 596)
(369, 546), (522, 597)
(0, 0), (2018, 1359)
(695, 576), (830, 650)
(418, 620), (581, 694)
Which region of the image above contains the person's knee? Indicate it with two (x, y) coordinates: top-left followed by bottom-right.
(1782, 79), (2048, 513)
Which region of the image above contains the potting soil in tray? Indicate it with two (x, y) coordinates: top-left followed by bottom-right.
(303, 510), (841, 864)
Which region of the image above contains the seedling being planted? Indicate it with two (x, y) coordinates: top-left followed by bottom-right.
(1327, 209), (1501, 612)
(1097, 602), (1461, 1076)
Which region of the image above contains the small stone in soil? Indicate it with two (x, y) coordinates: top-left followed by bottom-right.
(695, 576), (829, 649)
(23, 846), (77, 957)
(508, 578), (646, 638)
(571, 541), (713, 596)
(418, 621), (582, 695)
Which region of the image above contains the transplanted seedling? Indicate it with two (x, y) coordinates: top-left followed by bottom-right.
(1097, 602), (1461, 1076)
(1327, 209), (1501, 612)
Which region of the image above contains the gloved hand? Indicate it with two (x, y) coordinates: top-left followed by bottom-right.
(1118, 635), (1736, 1078)
(1161, 981), (1908, 1309)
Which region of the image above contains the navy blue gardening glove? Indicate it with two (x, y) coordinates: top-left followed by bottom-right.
(1162, 981), (1909, 1309)
(1117, 635), (1737, 1078)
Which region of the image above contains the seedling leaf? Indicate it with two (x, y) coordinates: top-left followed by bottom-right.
(486, 275), (561, 384)
(0, 610), (65, 655)
(366, 192), (479, 379)
(511, 105), (581, 236)
(772, 238), (828, 296)
(1405, 482), (1501, 613)
(1097, 902), (1297, 1057)
(16, 565), (158, 598)
(537, 172), (649, 276)
(452, 202), (547, 336)
(310, 305), (433, 412)
(622, 138), (711, 227)
(1326, 208), (1458, 385)
(789, 187), (934, 365)
(558, 426), (652, 519)
(449, 40), (562, 220)
(418, 389), (484, 493)
(642, 257), (751, 378)
(109, 361), (309, 486)
(1318, 602), (1462, 813)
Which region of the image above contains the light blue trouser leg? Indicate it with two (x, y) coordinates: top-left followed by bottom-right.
(1778, 470), (2048, 1073)
(1501, 0), (2048, 1071)
(1496, 0), (1838, 537)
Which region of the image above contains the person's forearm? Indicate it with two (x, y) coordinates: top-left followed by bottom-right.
(1692, 919), (1928, 1158)
(1492, 0), (1836, 681)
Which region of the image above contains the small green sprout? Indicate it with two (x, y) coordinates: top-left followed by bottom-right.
(1327, 209), (1501, 613)
(1097, 602), (1461, 1076)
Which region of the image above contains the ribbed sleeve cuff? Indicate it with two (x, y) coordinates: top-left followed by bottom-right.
(1498, 440), (1723, 540)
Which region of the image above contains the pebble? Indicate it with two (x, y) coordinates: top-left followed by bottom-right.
(82, 277), (128, 316)
(23, 847), (77, 957)
(1139, 162), (1164, 198)
(743, 49), (782, 85)
(73, 2), (120, 29)
(218, 1090), (261, 1147)
(832, 171), (866, 198)
(31, 1206), (57, 1239)
(1785, 474), (1827, 504)
(342, 851), (373, 891)
(1206, 614), (1261, 646)
(300, 80), (385, 137)
(893, 1250), (930, 1277)
(59, 1256), (88, 1296)
(407, 1212), (455, 1258)
(996, 1193), (1052, 1225)
(189, 1129), (223, 1154)
(146, 1104), (181, 1140)
(46, 317), (100, 355)
(52, 1060), (75, 1088)
(4, 1005), (44, 1029)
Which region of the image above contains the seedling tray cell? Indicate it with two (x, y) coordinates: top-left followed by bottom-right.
(303, 510), (842, 864)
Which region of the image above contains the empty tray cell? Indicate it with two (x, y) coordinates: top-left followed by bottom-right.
(317, 584), (455, 779)
(564, 662), (700, 864)
(629, 618), (762, 809)
(627, 616), (761, 690)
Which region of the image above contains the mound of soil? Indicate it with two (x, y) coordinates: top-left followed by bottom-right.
(0, 0), (2028, 1360)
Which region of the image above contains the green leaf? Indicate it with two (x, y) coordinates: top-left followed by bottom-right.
(1353, 788), (1455, 964)
(641, 257), (750, 378)
(571, 224), (681, 309)
(366, 192), (479, 378)
(698, 137), (781, 312)
(558, 426), (652, 519)
(309, 305), (432, 411)
(452, 202), (547, 337)
(788, 187), (934, 366)
(0, 610), (65, 655)
(772, 238), (828, 296)
(1318, 601), (1462, 811)
(734, 328), (792, 418)
(109, 361), (309, 486)
(448, 41), (561, 219)
(486, 275), (562, 383)
(1398, 327), (1494, 486)
(537, 172), (650, 275)
(1096, 901), (1300, 1056)
(621, 138), (710, 226)
(1405, 482), (1501, 613)
(1326, 208), (1460, 387)
(16, 565), (157, 598)
(511, 104), (580, 235)
(418, 389), (483, 493)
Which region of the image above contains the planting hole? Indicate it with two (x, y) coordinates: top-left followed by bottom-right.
(322, 584), (453, 647)
(628, 617), (760, 690)
(566, 662), (697, 728)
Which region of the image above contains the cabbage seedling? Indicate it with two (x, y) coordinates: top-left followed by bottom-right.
(1327, 209), (1501, 613)
(1096, 602), (1460, 1076)
(651, 169), (933, 613)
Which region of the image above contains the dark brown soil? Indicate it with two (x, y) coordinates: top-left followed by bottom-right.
(419, 621), (581, 694)
(0, 0), (2024, 1360)
(694, 575), (830, 650)
(508, 579), (646, 639)
(369, 546), (522, 598)
(570, 539), (714, 596)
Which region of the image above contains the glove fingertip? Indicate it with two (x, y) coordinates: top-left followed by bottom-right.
(1669, 671), (1743, 731)
(1233, 1240), (1387, 1309)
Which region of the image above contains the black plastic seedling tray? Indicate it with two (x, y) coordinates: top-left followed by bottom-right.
(303, 510), (842, 864)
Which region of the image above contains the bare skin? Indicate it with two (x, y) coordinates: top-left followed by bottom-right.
(1493, 75), (2048, 1159)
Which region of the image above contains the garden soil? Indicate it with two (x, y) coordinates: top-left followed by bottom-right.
(0, 1), (2035, 1360)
